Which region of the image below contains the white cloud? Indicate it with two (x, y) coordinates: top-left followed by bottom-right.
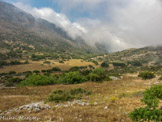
(14, 2), (86, 39)
(13, 0), (162, 52)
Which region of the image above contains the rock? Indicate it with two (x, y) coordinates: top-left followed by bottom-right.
(104, 106), (108, 110)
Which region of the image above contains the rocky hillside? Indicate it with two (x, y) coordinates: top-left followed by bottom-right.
(0, 1), (104, 60)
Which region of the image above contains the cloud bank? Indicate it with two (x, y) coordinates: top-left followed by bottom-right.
(14, 0), (162, 52)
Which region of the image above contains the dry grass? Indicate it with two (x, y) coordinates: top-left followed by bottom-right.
(0, 59), (95, 73)
(1, 74), (161, 122)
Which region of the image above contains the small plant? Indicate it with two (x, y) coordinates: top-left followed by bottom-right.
(47, 88), (91, 103)
(129, 84), (162, 121)
(110, 97), (117, 102)
(138, 71), (155, 80)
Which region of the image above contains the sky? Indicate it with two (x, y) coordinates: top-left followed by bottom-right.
(2, 0), (162, 52)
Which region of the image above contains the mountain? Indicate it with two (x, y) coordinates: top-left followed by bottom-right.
(0, 1), (104, 60)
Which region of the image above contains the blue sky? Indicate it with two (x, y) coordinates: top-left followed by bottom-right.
(1, 0), (162, 51)
(2, 0), (99, 21)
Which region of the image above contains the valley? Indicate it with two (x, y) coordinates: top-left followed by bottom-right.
(0, 1), (162, 122)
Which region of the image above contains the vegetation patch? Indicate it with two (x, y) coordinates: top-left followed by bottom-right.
(47, 88), (92, 103)
(129, 84), (162, 121)
(19, 74), (58, 86)
(138, 71), (155, 80)
(59, 71), (87, 84)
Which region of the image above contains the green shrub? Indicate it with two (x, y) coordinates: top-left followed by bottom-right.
(87, 73), (100, 82)
(0, 60), (8, 67)
(128, 60), (142, 66)
(87, 68), (106, 82)
(69, 88), (91, 96)
(48, 88), (91, 103)
(69, 66), (80, 71)
(112, 62), (126, 67)
(19, 74), (57, 86)
(59, 60), (64, 63)
(23, 71), (32, 77)
(8, 71), (16, 75)
(48, 90), (73, 103)
(92, 68), (106, 79)
(10, 60), (21, 65)
(33, 70), (40, 74)
(92, 60), (98, 65)
(59, 71), (87, 84)
(101, 62), (109, 68)
(8, 77), (23, 83)
(80, 70), (91, 76)
(138, 71), (155, 80)
(129, 85), (162, 121)
(51, 67), (61, 71)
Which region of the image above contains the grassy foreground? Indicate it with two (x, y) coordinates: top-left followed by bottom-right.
(0, 73), (161, 122)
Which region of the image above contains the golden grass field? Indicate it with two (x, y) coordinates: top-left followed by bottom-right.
(0, 73), (161, 122)
(0, 59), (95, 73)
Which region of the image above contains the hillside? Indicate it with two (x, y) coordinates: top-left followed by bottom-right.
(0, 1), (162, 122)
(92, 46), (162, 74)
(0, 1), (105, 60)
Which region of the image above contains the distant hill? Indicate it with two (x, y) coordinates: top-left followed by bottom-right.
(0, 1), (105, 60)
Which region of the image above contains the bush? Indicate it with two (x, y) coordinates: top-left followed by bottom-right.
(10, 60), (21, 65)
(138, 71), (155, 80)
(101, 62), (109, 68)
(128, 60), (142, 66)
(19, 74), (57, 86)
(59, 60), (64, 63)
(59, 71), (87, 84)
(69, 66), (80, 71)
(0, 60), (8, 67)
(8, 77), (22, 83)
(33, 70), (40, 74)
(92, 60), (98, 65)
(87, 73), (100, 82)
(69, 88), (91, 96)
(112, 62), (126, 67)
(51, 67), (61, 71)
(8, 71), (16, 75)
(80, 70), (91, 76)
(129, 85), (162, 121)
(92, 68), (106, 79)
(23, 71), (32, 77)
(48, 90), (73, 103)
(48, 88), (91, 103)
